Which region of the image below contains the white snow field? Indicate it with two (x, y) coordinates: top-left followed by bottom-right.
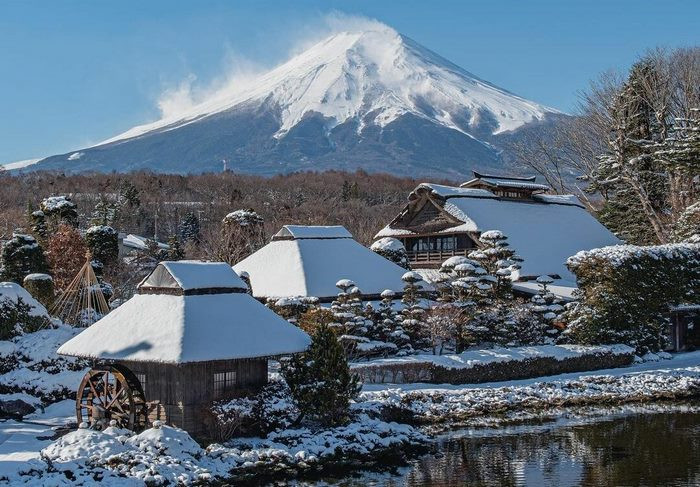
(0, 159), (40, 171)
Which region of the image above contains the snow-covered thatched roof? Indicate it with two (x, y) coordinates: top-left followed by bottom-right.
(376, 184), (621, 282)
(272, 225), (352, 240)
(233, 226), (409, 300)
(57, 261), (311, 363)
(139, 261), (247, 292)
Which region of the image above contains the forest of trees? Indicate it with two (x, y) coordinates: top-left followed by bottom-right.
(0, 170), (446, 248)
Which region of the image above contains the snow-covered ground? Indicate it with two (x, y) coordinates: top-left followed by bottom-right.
(0, 350), (697, 485)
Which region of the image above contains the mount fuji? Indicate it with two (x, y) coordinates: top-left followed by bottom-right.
(24, 26), (566, 178)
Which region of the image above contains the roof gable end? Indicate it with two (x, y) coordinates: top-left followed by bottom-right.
(139, 261), (247, 295)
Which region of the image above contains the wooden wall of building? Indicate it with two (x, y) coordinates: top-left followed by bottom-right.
(119, 358), (268, 438)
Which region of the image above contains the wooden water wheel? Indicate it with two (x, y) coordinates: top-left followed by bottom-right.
(76, 364), (147, 431)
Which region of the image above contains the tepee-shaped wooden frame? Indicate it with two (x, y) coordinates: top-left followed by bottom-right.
(50, 253), (110, 326)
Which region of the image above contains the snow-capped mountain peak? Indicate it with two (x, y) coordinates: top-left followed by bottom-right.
(26, 23), (566, 178)
(103, 26), (558, 145)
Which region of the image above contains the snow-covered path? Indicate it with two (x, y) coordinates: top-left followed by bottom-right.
(362, 350), (700, 392)
(0, 400), (74, 479)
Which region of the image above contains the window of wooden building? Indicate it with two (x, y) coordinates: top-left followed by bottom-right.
(404, 234), (473, 252)
(135, 373), (146, 394)
(213, 371), (237, 395)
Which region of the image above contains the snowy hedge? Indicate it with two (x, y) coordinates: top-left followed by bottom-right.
(352, 344), (635, 384)
(564, 242), (700, 353)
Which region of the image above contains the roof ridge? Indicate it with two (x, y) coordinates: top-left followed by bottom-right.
(472, 170), (537, 182)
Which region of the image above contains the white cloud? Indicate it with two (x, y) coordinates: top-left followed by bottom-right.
(153, 13), (393, 121)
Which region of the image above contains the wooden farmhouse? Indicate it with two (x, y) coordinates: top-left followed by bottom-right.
(57, 260), (311, 439)
(234, 225), (416, 302)
(375, 172), (621, 284)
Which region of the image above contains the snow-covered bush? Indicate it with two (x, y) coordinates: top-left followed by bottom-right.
(0, 282), (51, 340)
(267, 295), (319, 326)
(0, 233), (50, 284)
(29, 209), (48, 241)
(0, 324), (87, 404)
(370, 237), (411, 269)
(424, 304), (465, 355)
(22, 273), (54, 309)
(252, 380), (300, 434)
(207, 396), (257, 442)
(463, 301), (549, 348)
(564, 242), (700, 354)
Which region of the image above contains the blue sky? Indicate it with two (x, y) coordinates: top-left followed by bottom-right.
(1, 0), (698, 163)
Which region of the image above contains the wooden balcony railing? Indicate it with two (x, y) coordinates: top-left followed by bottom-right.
(405, 248), (471, 266)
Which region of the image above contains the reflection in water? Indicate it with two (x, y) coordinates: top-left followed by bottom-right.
(310, 408), (700, 487)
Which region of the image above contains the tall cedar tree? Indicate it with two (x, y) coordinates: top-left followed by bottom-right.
(592, 60), (674, 244)
(282, 322), (362, 426)
(46, 224), (88, 292)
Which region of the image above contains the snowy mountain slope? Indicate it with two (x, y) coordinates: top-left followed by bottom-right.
(22, 25), (566, 177)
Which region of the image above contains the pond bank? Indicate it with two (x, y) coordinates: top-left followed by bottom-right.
(2, 352), (699, 485)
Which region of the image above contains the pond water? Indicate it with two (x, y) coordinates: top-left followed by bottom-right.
(306, 407), (700, 486)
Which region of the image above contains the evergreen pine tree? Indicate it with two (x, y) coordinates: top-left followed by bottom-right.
(165, 235), (185, 261)
(281, 322), (362, 426)
(179, 212), (201, 244)
(672, 202), (700, 242)
(85, 225), (119, 268)
(330, 279), (372, 359)
(29, 210), (48, 243)
(377, 289), (411, 355)
(468, 230), (521, 300)
(399, 271), (428, 352)
(90, 195), (120, 226)
(590, 59), (669, 244)
(529, 275), (565, 342)
(40, 195), (79, 229)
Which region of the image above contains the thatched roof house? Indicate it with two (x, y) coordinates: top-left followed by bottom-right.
(58, 260), (310, 438)
(376, 174), (621, 282)
(233, 225), (410, 302)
